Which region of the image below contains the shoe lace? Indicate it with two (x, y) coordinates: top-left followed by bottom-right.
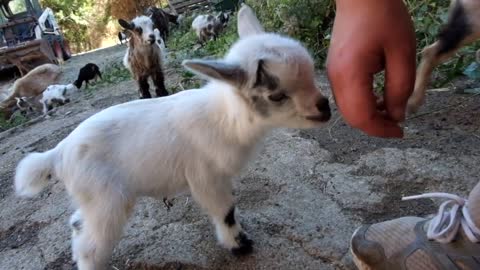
(402, 193), (480, 243)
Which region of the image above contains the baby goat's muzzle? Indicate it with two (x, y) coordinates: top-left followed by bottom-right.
(306, 97), (331, 122)
(147, 34), (156, 45)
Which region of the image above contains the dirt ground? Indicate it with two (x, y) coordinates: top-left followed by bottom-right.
(1, 45), (480, 270)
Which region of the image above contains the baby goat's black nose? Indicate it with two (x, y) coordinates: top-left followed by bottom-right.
(316, 97), (331, 114)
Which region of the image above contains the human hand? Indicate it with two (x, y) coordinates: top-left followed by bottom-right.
(326, 0), (416, 138)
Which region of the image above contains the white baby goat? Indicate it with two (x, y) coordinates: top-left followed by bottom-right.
(40, 83), (78, 114)
(14, 4), (331, 270)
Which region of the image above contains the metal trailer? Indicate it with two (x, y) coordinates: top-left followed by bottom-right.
(0, 0), (71, 76)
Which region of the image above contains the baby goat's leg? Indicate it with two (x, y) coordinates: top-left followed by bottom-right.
(137, 76), (152, 99)
(153, 70), (169, 97)
(42, 100), (50, 115)
(189, 178), (253, 255)
(69, 209), (83, 262)
(53, 97), (68, 106)
(72, 191), (134, 270)
(408, 0), (479, 113)
(407, 43), (463, 113)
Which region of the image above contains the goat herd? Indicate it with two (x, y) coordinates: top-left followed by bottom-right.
(3, 1), (480, 269)
(117, 6), (231, 99)
(0, 63), (101, 119)
(0, 6), (232, 119)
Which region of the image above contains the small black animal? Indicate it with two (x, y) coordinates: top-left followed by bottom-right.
(74, 63), (102, 89)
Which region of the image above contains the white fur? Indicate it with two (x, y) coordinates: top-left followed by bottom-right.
(121, 17), (161, 70)
(14, 97), (35, 115)
(15, 97), (27, 109)
(192, 14), (212, 32)
(15, 151), (54, 197)
(191, 14), (217, 42)
(121, 15), (167, 98)
(69, 209), (83, 262)
(0, 64), (61, 115)
(132, 16), (156, 45)
(14, 5), (330, 269)
(0, 84), (12, 102)
(122, 50), (130, 70)
(154, 28), (168, 63)
(191, 12), (229, 43)
(118, 31), (128, 45)
(177, 14), (185, 24)
(40, 83), (78, 114)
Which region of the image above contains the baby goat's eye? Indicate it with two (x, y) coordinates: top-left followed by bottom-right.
(268, 92), (289, 102)
(135, 27), (143, 34)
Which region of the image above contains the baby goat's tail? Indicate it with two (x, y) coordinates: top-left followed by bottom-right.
(14, 149), (56, 197)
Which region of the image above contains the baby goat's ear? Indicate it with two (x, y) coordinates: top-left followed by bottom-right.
(237, 4), (264, 38)
(252, 59), (279, 90)
(118, 19), (134, 30)
(183, 60), (246, 87)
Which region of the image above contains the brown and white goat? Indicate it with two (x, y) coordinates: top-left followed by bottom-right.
(0, 63), (61, 118)
(408, 0), (480, 113)
(119, 16), (168, 99)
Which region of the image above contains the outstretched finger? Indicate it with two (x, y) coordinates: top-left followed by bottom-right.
(384, 19), (416, 122)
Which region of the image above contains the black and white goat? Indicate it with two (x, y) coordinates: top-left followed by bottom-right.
(14, 83), (79, 116)
(408, 0), (480, 113)
(74, 63), (102, 89)
(192, 12), (230, 44)
(14, 5), (331, 270)
(39, 83), (78, 114)
(119, 15), (168, 98)
(145, 6), (178, 44)
(14, 96), (39, 116)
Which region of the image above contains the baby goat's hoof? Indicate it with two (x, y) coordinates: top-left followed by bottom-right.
(231, 232), (253, 256)
(163, 197), (174, 211)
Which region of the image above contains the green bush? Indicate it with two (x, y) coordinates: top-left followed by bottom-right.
(245, 0), (480, 86)
(406, 0), (479, 86)
(0, 112), (28, 132)
(245, 0), (334, 63)
(168, 13), (238, 59)
(167, 1), (480, 89)
(166, 13), (240, 91)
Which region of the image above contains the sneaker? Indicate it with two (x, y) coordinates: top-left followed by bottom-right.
(350, 193), (480, 270)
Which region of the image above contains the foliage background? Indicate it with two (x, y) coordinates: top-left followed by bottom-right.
(33, 0), (480, 85)
(38, 0), (167, 52)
